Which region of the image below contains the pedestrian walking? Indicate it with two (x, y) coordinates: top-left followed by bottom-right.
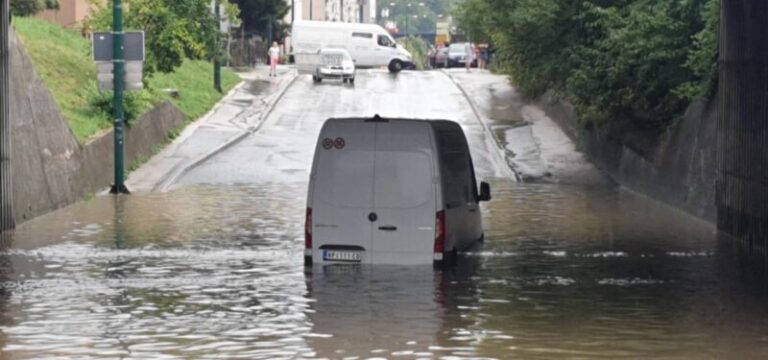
(268, 41), (280, 77)
(479, 45), (489, 70)
(466, 43), (475, 72)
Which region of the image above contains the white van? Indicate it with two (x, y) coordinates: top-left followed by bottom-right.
(292, 21), (413, 73)
(305, 115), (492, 265)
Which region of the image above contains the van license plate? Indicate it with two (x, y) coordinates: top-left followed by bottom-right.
(323, 250), (362, 262)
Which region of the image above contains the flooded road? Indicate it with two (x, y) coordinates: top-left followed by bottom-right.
(2, 181), (768, 358)
(2, 70), (768, 358)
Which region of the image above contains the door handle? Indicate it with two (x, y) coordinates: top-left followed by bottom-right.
(378, 225), (397, 231)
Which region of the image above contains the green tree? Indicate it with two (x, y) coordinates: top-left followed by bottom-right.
(232, 0), (288, 40)
(10, 0), (59, 17)
(454, 0), (719, 131)
(85, 0), (239, 75)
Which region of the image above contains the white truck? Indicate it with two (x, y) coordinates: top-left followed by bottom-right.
(292, 21), (413, 73)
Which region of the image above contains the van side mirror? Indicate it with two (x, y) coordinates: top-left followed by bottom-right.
(478, 182), (491, 202)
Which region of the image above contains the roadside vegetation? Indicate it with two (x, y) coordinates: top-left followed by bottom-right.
(13, 7), (240, 143)
(400, 36), (431, 70)
(454, 0), (720, 134)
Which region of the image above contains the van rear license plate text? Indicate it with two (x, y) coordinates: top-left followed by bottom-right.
(323, 250), (362, 262)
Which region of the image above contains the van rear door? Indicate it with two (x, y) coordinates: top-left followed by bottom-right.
(371, 121), (437, 264)
(312, 120), (376, 263)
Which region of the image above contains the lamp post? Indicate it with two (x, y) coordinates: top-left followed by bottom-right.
(390, 2), (423, 37)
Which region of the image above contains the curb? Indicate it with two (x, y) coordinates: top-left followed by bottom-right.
(440, 69), (519, 181)
(155, 71), (301, 191)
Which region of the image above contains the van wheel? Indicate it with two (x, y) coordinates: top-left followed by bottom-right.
(388, 60), (403, 73)
(304, 256), (313, 266)
(434, 248), (459, 269)
(349, 77), (355, 84)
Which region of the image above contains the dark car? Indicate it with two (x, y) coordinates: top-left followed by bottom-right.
(447, 43), (475, 68)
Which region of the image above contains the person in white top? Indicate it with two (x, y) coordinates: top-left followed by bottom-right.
(268, 42), (280, 77)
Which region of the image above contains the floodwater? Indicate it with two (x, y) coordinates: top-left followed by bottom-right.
(2, 180), (768, 359)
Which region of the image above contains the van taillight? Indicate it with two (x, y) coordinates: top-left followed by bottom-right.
(305, 208), (313, 250)
(434, 210), (446, 260)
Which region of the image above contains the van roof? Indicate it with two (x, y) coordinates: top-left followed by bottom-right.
(293, 20), (387, 33)
(325, 115), (461, 128)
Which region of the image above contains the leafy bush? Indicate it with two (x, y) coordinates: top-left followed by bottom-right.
(454, 0), (720, 131)
(88, 91), (154, 128)
(400, 36), (430, 70)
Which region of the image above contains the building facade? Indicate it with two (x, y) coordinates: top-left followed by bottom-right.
(37, 0), (95, 28)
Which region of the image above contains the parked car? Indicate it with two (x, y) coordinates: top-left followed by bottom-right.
(293, 20), (413, 73)
(434, 47), (450, 68)
(304, 115), (492, 266)
(447, 42), (475, 68)
(312, 48), (356, 84)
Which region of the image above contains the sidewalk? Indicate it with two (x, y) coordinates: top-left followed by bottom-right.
(442, 68), (609, 185)
(126, 65), (298, 192)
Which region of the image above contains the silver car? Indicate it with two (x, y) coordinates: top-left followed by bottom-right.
(313, 48), (356, 84)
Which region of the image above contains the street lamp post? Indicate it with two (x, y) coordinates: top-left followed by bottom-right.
(391, 2), (423, 37)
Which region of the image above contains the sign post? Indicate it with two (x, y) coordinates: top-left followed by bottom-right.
(214, 0), (222, 93)
(110, 0), (130, 194)
(93, 7), (144, 194)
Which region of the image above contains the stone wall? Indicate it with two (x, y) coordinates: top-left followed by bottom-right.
(9, 29), (186, 224)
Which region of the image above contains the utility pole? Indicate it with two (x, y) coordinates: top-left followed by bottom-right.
(0, 0), (14, 231)
(214, 0), (222, 93)
(110, 0), (129, 194)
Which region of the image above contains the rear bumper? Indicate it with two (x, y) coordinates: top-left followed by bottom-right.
(318, 67), (355, 78)
(306, 248), (437, 265)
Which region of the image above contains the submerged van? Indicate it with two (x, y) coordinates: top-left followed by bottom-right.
(305, 116), (492, 265)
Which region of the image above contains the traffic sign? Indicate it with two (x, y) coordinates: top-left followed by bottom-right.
(93, 32), (145, 62)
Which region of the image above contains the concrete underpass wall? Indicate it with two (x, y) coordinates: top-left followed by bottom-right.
(538, 96), (718, 222)
(716, 0), (768, 252)
(10, 29), (186, 224)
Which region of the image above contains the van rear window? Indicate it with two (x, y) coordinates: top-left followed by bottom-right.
(374, 151), (433, 209)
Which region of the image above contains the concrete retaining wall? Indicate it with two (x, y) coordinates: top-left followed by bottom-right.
(537, 94), (718, 223)
(9, 29), (186, 224)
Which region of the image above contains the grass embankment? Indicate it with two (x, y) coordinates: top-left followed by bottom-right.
(14, 17), (240, 143)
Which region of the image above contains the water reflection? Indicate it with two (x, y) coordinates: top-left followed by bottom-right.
(0, 181), (766, 358)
